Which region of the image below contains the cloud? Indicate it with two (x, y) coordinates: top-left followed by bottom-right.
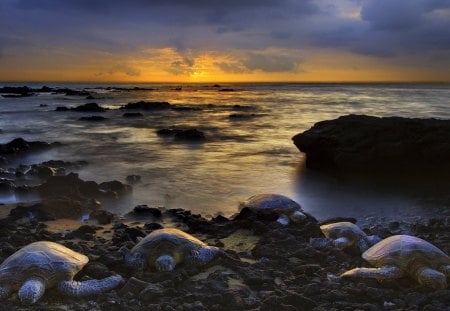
(96, 63), (141, 77)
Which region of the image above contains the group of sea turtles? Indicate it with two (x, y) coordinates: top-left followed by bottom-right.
(0, 194), (449, 305)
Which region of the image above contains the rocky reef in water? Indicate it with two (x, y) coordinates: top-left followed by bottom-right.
(1, 132), (450, 310)
(292, 114), (450, 176)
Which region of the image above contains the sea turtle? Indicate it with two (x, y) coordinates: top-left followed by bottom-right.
(311, 222), (381, 252)
(122, 228), (220, 272)
(340, 235), (450, 289)
(239, 194), (306, 225)
(0, 241), (122, 304)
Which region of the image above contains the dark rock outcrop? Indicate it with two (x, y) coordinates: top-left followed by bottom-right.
(79, 116), (108, 121)
(123, 112), (143, 118)
(120, 101), (171, 110)
(156, 128), (206, 142)
(292, 115), (450, 176)
(0, 138), (60, 156)
(56, 103), (106, 112)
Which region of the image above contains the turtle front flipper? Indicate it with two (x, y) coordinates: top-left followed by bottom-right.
(416, 267), (447, 289)
(58, 275), (122, 297)
(18, 278), (46, 304)
(340, 265), (402, 280)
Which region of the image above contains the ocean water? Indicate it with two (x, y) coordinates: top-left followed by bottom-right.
(1, 83), (450, 223)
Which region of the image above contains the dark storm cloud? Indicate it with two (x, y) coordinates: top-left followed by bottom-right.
(0, 0), (449, 72)
(312, 0), (450, 58)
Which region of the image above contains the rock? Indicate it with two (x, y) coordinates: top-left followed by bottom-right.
(131, 205), (163, 217)
(86, 95), (95, 100)
(319, 217), (357, 226)
(99, 180), (132, 197)
(90, 209), (114, 224)
(218, 88), (235, 92)
(120, 101), (171, 110)
(118, 277), (151, 297)
(144, 222), (164, 230)
(0, 138), (59, 155)
(83, 262), (111, 279)
(123, 112), (144, 117)
(0, 178), (15, 195)
(228, 113), (259, 120)
(174, 129), (205, 141)
(156, 128), (206, 142)
(293, 114), (450, 176)
(72, 103), (106, 112)
(126, 175), (141, 184)
(79, 116), (108, 121)
(138, 283), (165, 304)
(55, 106), (69, 111)
(27, 164), (63, 180)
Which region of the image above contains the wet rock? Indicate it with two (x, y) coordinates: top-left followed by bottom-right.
(79, 116), (108, 121)
(90, 209), (115, 224)
(138, 283), (165, 304)
(55, 106), (69, 111)
(0, 138), (60, 155)
(120, 101), (171, 110)
(132, 205), (162, 218)
(293, 114), (450, 176)
(99, 180), (132, 197)
(144, 222), (164, 230)
(156, 128), (206, 142)
(118, 277), (151, 297)
(72, 103), (106, 112)
(0, 178), (15, 195)
(228, 113), (259, 120)
(27, 164), (63, 180)
(123, 112), (144, 117)
(83, 262), (113, 279)
(126, 175), (141, 184)
(319, 217), (357, 226)
(218, 88), (235, 92)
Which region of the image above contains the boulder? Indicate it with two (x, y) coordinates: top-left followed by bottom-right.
(292, 115), (450, 176)
(0, 138), (60, 155)
(72, 103), (106, 112)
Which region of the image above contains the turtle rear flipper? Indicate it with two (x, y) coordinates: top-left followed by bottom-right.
(340, 265), (402, 280)
(58, 275), (123, 297)
(417, 268), (447, 289)
(18, 278), (46, 305)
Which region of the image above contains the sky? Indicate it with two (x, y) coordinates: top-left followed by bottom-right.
(0, 0), (449, 82)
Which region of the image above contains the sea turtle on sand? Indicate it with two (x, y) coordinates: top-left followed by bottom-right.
(311, 222), (381, 252)
(122, 228), (220, 272)
(340, 235), (450, 290)
(0, 241), (122, 304)
(239, 194), (306, 226)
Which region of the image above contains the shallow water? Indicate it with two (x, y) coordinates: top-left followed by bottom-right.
(1, 83), (450, 222)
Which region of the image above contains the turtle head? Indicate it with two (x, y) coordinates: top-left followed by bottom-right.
(290, 210), (306, 223)
(156, 255), (176, 272)
(417, 267), (447, 290)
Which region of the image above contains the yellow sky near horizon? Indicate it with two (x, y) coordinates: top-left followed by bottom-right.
(1, 47), (449, 83)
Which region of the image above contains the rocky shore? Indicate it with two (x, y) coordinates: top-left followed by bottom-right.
(0, 136), (449, 310)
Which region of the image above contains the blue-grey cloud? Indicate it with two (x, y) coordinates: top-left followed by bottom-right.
(0, 0), (449, 74)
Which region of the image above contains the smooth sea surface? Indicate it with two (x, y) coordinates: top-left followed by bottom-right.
(1, 83), (450, 223)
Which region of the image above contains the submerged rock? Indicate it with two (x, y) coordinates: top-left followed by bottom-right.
(157, 128), (206, 142)
(122, 112), (144, 117)
(120, 101), (171, 110)
(56, 103), (106, 112)
(79, 116), (108, 121)
(293, 114), (450, 176)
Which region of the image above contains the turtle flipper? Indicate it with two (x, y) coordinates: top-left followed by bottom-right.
(417, 268), (447, 289)
(340, 265), (402, 280)
(18, 278), (46, 304)
(334, 237), (351, 250)
(58, 275), (122, 297)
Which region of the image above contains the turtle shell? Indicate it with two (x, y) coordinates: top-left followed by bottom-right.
(362, 235), (450, 271)
(320, 222), (366, 242)
(240, 194), (303, 214)
(130, 228), (210, 268)
(0, 241), (88, 289)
